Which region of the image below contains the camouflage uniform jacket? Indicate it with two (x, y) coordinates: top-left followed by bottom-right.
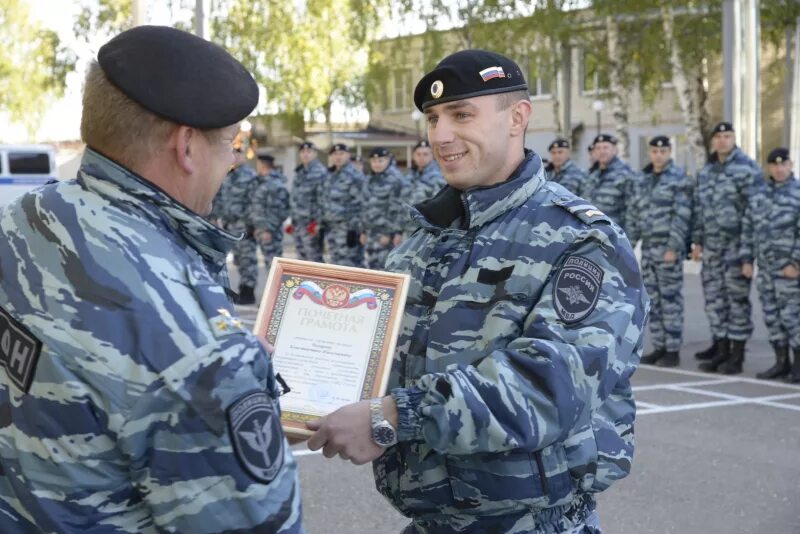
(252, 170), (291, 235)
(404, 161), (447, 234)
(361, 166), (406, 235)
(628, 159), (691, 252)
(692, 147), (763, 253)
(740, 174), (800, 270)
(218, 163), (259, 227)
(319, 162), (365, 227)
(0, 149), (303, 533)
(376, 150), (648, 524)
(545, 159), (585, 194)
(579, 156), (637, 237)
(291, 159), (327, 224)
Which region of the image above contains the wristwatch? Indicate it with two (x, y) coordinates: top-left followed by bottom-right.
(369, 398), (398, 447)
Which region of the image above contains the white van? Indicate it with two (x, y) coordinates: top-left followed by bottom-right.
(0, 144), (58, 208)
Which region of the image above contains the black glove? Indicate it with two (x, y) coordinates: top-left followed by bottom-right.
(346, 230), (358, 248)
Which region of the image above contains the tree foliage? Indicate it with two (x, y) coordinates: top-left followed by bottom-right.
(0, 0), (75, 132)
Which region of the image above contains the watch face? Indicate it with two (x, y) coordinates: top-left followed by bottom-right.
(373, 425), (396, 446)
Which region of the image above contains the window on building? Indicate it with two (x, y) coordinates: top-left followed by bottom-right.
(527, 58), (553, 98)
(581, 49), (609, 94)
(390, 68), (413, 110)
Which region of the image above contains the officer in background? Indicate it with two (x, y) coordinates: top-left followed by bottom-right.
(307, 49), (647, 534)
(407, 140), (446, 205)
(633, 136), (692, 368)
(218, 140), (260, 304)
(351, 153), (365, 173)
(578, 133), (637, 237)
(252, 153), (291, 279)
(545, 137), (585, 194)
(587, 142), (597, 172)
(360, 147), (406, 269)
(321, 143), (365, 267)
(0, 26), (302, 533)
(740, 148), (800, 382)
(692, 122), (762, 374)
(290, 141), (326, 262)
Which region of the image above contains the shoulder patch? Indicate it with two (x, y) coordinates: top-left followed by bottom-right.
(0, 307), (42, 393)
(552, 196), (611, 225)
(227, 390), (285, 484)
(553, 256), (603, 323)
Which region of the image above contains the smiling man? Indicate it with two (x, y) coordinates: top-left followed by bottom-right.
(307, 49), (648, 534)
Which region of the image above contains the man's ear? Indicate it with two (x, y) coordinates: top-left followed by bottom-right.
(510, 99), (532, 137)
(174, 126), (196, 174)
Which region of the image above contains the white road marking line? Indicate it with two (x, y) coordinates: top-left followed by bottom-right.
(635, 401), (664, 409)
(639, 365), (800, 391)
(637, 392), (800, 416)
(634, 378), (737, 391)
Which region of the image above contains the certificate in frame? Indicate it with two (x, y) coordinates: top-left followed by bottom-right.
(253, 258), (409, 439)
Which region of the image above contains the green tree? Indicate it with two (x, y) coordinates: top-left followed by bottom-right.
(0, 0), (75, 134)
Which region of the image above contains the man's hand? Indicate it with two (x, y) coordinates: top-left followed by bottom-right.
(782, 263), (799, 279)
(306, 398), (391, 465)
(360, 233), (367, 246)
(378, 234), (391, 247)
(691, 244), (703, 262)
(257, 230), (273, 244)
(742, 263), (754, 279)
(663, 249), (678, 263)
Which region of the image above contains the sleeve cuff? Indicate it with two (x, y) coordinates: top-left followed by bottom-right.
(391, 386), (425, 442)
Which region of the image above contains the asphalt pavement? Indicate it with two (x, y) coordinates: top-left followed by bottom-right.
(232, 253), (800, 534)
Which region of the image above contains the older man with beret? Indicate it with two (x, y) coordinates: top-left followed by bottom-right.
(0, 26), (303, 533)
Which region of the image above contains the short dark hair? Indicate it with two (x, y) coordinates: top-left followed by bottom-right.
(496, 89), (531, 110)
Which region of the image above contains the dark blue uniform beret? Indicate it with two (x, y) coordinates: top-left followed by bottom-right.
(767, 147), (790, 164)
(593, 133), (617, 145)
(98, 25), (258, 129)
(370, 147), (390, 158)
(548, 138), (570, 151)
(330, 143), (348, 154)
(414, 140), (431, 150)
(711, 121), (734, 135)
(413, 49), (527, 111)
(298, 141), (316, 150)
(649, 135), (671, 148)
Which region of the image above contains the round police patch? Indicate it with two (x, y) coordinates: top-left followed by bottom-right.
(227, 391), (285, 484)
(553, 256), (603, 324)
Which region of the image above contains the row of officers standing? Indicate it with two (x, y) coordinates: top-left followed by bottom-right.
(209, 139), (445, 303)
(211, 120), (800, 384)
(547, 123), (800, 383)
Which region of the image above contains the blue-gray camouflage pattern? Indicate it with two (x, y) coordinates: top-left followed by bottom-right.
(291, 159), (327, 263)
(362, 165), (406, 269)
(630, 160), (692, 352)
(252, 169), (291, 270)
(578, 156), (637, 237)
(740, 174), (800, 348)
(0, 149), (303, 534)
(320, 162), (365, 267)
(404, 161), (447, 234)
(545, 159), (585, 195)
(375, 150), (648, 532)
(218, 163), (260, 287)
(692, 147), (762, 341)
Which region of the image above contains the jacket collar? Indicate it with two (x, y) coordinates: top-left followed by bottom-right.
(709, 146), (742, 165)
(77, 148), (239, 279)
(414, 150), (544, 230)
(642, 159), (675, 176)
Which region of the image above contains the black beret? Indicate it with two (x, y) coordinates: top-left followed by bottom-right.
(413, 49), (527, 111)
(370, 147), (390, 158)
(414, 140), (431, 150)
(548, 138), (570, 151)
(712, 122), (734, 135)
(257, 153), (275, 165)
(350, 154), (363, 162)
(299, 141), (316, 150)
(98, 26), (258, 129)
(588, 143), (595, 152)
(593, 134), (617, 145)
(767, 147), (790, 164)
(649, 135), (671, 148)
(330, 143), (348, 154)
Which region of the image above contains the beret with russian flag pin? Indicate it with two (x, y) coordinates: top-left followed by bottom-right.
(413, 49), (528, 111)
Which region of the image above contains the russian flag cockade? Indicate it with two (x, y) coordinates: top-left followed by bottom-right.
(479, 66), (506, 82)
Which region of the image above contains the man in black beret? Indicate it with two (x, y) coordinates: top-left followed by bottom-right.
(319, 143), (365, 266)
(252, 153), (290, 285)
(740, 147), (800, 382)
(0, 26), (303, 533)
(290, 140), (326, 262)
(359, 147), (406, 268)
(545, 137), (584, 193)
(692, 121), (762, 374)
(307, 49), (646, 534)
(633, 136), (692, 368)
(578, 133), (639, 237)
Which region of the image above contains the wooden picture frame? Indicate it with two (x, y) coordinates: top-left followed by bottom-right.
(253, 258), (410, 439)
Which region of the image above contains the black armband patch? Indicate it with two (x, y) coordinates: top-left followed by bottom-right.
(0, 307), (42, 393)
